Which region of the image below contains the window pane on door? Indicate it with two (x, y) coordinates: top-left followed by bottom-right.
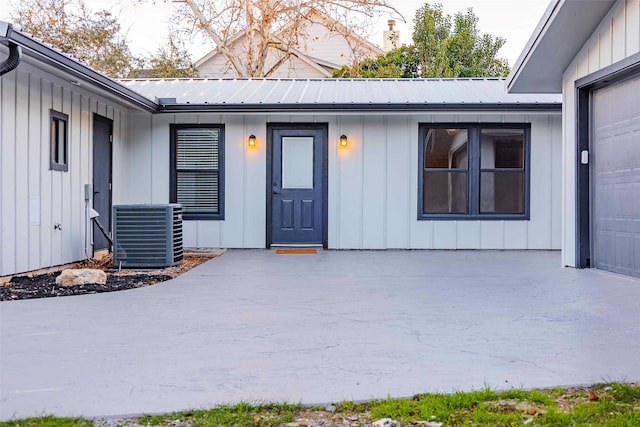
(423, 171), (468, 213)
(282, 137), (314, 189)
(480, 171), (524, 213)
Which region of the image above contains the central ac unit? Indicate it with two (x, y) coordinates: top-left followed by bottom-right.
(112, 204), (183, 268)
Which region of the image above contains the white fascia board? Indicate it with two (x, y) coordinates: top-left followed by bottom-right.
(507, 0), (617, 94)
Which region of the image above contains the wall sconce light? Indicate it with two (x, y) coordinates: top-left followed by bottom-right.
(248, 134), (257, 147)
(339, 134), (348, 147)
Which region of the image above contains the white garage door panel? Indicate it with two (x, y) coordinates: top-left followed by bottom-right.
(593, 74), (640, 277)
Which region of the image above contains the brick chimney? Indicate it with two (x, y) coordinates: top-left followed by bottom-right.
(383, 19), (399, 52)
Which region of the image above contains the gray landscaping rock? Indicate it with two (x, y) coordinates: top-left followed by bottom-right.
(56, 268), (107, 286)
(92, 418), (145, 427)
(372, 418), (400, 427)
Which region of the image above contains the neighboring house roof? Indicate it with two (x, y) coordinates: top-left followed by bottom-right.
(507, 0), (617, 93)
(195, 32), (336, 78)
(121, 78), (562, 113)
(0, 22), (157, 111)
(194, 9), (384, 78)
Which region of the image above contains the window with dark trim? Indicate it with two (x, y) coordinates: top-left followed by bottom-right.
(50, 110), (69, 171)
(418, 124), (530, 220)
(170, 124), (225, 220)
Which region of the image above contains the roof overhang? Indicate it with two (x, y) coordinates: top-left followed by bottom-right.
(0, 22), (158, 112)
(507, 0), (617, 93)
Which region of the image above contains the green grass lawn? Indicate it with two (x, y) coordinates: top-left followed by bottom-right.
(2, 382), (639, 426)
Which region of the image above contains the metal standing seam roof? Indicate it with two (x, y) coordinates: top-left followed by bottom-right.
(120, 78), (562, 112)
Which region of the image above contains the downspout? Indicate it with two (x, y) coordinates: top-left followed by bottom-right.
(0, 22), (22, 76)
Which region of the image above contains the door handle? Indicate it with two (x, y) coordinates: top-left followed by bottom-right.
(272, 190), (282, 195)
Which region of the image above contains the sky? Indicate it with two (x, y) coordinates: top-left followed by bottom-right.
(0, 0), (551, 68)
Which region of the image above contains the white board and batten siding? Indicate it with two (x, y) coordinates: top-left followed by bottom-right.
(0, 61), (128, 277)
(126, 112), (267, 249)
(126, 112), (562, 250)
(561, 0), (640, 267)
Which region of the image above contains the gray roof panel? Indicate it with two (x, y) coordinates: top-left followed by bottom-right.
(120, 78), (561, 112)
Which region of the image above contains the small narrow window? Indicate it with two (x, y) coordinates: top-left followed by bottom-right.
(50, 110), (69, 171)
(170, 124), (225, 220)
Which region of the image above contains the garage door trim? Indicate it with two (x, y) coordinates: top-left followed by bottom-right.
(576, 51), (640, 270)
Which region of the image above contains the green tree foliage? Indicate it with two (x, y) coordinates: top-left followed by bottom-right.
(412, 3), (451, 77)
(130, 33), (199, 79)
(333, 45), (418, 78)
(442, 7), (509, 77)
(334, 3), (510, 78)
(12, 0), (198, 79)
(12, 0), (137, 78)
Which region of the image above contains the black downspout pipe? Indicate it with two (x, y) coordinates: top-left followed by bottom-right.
(0, 41), (22, 76)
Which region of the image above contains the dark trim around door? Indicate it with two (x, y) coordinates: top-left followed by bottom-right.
(575, 52), (640, 268)
(266, 123), (328, 248)
(92, 113), (113, 252)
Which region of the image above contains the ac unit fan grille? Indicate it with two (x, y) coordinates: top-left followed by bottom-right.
(112, 204), (183, 268)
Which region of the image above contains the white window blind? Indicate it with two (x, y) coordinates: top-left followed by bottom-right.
(177, 129), (219, 169)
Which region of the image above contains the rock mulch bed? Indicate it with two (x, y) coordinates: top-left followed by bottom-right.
(88, 383), (640, 427)
(0, 250), (222, 301)
(92, 409), (441, 427)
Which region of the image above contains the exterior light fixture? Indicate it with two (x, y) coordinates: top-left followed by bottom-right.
(248, 134), (257, 147)
(339, 134), (348, 147)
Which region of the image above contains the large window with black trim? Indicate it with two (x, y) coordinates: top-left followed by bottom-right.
(418, 124), (530, 220)
(170, 124), (225, 220)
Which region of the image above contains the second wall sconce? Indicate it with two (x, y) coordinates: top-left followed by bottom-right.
(339, 134), (348, 147)
(248, 134), (257, 147)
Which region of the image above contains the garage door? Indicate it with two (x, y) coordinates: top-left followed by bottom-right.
(593, 74), (640, 277)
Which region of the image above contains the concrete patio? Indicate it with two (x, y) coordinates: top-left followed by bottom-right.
(1, 249), (639, 421)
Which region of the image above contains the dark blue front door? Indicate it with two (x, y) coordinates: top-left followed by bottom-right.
(269, 125), (327, 246)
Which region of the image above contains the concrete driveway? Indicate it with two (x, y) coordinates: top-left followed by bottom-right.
(1, 249), (640, 420)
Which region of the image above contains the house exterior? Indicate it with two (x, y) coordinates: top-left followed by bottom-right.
(0, 22), (156, 277)
(194, 10), (384, 78)
(121, 78), (562, 252)
(508, 0), (640, 278)
(1, 22), (562, 278)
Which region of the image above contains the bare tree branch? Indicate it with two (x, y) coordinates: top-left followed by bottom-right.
(173, 0), (247, 76)
(170, 0), (403, 77)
